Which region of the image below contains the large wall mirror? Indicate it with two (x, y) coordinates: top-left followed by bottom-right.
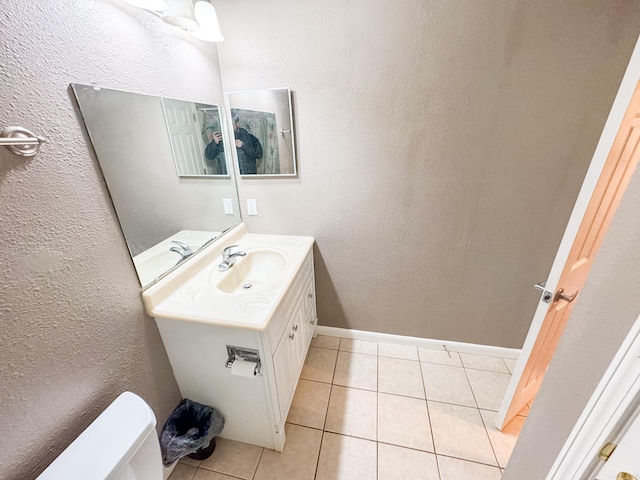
(227, 88), (297, 176)
(71, 84), (242, 288)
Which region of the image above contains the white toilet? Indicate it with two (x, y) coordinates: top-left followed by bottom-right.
(37, 392), (163, 480)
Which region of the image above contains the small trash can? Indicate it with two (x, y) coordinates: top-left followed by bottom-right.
(159, 398), (225, 466)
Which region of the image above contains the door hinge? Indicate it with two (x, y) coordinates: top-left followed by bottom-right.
(600, 442), (618, 461)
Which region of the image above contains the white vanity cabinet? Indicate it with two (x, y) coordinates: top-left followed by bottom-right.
(270, 254), (317, 424)
(152, 240), (317, 452)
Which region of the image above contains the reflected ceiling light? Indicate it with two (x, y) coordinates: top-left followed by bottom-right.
(122, 0), (168, 12)
(162, 0), (199, 30)
(191, 1), (224, 42)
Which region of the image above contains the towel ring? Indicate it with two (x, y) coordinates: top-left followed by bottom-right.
(0, 126), (46, 157)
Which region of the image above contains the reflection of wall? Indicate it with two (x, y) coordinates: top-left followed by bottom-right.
(229, 90), (294, 174)
(77, 89), (239, 256)
(0, 2), (225, 479)
(217, 0), (640, 348)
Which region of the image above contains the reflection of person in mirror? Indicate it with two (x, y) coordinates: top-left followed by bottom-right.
(233, 115), (263, 175)
(204, 131), (228, 175)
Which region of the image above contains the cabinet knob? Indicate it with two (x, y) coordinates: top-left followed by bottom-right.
(289, 333), (295, 340)
(292, 325), (298, 331)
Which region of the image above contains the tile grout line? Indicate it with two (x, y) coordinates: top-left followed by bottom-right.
(311, 339), (342, 480)
(313, 429), (326, 480)
(192, 463), (246, 480)
(435, 452), (505, 471)
(462, 364), (502, 470)
(376, 347), (379, 480)
(320, 338), (511, 373)
(501, 357), (513, 374)
(419, 359), (442, 480)
(460, 364), (481, 409)
(250, 445), (265, 480)
(478, 410), (504, 471)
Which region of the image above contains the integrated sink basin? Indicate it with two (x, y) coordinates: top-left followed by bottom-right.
(213, 248), (288, 294)
(142, 224), (315, 330)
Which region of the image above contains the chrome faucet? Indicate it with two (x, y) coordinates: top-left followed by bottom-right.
(218, 244), (246, 271)
(169, 240), (193, 263)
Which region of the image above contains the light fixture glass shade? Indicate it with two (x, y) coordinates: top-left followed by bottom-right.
(123, 0), (168, 12)
(191, 1), (224, 42)
(162, 0), (200, 30)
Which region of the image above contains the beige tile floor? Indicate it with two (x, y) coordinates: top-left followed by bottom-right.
(170, 336), (528, 480)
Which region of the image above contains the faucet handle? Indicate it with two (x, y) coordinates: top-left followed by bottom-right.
(171, 240), (190, 250)
(222, 244), (239, 259)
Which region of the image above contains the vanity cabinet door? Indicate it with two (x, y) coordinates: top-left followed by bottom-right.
(270, 252), (316, 427)
(290, 298), (307, 375)
(301, 274), (316, 346)
(273, 319), (296, 423)
(272, 294), (308, 422)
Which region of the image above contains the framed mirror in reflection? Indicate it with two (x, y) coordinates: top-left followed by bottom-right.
(162, 99), (229, 177)
(227, 88), (297, 177)
(71, 84), (242, 289)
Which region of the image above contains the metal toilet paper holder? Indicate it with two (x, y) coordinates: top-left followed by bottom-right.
(225, 345), (262, 376)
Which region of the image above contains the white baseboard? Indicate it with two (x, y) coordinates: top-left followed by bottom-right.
(316, 326), (521, 359)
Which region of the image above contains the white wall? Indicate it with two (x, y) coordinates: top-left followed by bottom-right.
(0, 1), (225, 478)
(215, 0), (640, 347)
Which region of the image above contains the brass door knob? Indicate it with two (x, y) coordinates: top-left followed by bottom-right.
(617, 472), (638, 480)
(554, 288), (577, 303)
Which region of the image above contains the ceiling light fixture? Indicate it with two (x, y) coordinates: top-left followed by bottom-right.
(191, 1), (224, 42)
(122, 0), (168, 12)
(122, 0), (224, 43)
(162, 0), (199, 30)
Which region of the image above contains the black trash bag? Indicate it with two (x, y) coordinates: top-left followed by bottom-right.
(160, 398), (225, 466)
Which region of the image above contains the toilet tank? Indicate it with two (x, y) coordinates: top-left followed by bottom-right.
(37, 392), (163, 480)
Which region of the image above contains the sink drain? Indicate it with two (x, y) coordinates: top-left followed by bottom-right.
(243, 283), (253, 289)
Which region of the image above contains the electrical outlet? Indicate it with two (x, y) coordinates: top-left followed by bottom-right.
(247, 199), (258, 216)
(223, 198), (233, 215)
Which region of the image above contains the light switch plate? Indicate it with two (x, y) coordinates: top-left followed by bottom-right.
(223, 198), (233, 215)
(247, 199), (258, 216)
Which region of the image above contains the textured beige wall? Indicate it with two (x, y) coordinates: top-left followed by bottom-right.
(0, 1), (225, 478)
(216, 0), (640, 348)
(3, 1), (640, 479)
(503, 130), (640, 477)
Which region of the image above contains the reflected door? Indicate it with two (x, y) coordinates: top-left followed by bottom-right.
(162, 98), (207, 175)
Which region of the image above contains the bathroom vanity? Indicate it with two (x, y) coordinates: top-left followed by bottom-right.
(143, 224), (316, 451)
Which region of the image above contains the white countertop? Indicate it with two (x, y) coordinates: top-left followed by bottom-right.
(142, 224), (314, 331)
(133, 230), (221, 286)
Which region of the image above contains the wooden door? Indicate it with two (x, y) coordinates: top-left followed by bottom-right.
(500, 80), (640, 428)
